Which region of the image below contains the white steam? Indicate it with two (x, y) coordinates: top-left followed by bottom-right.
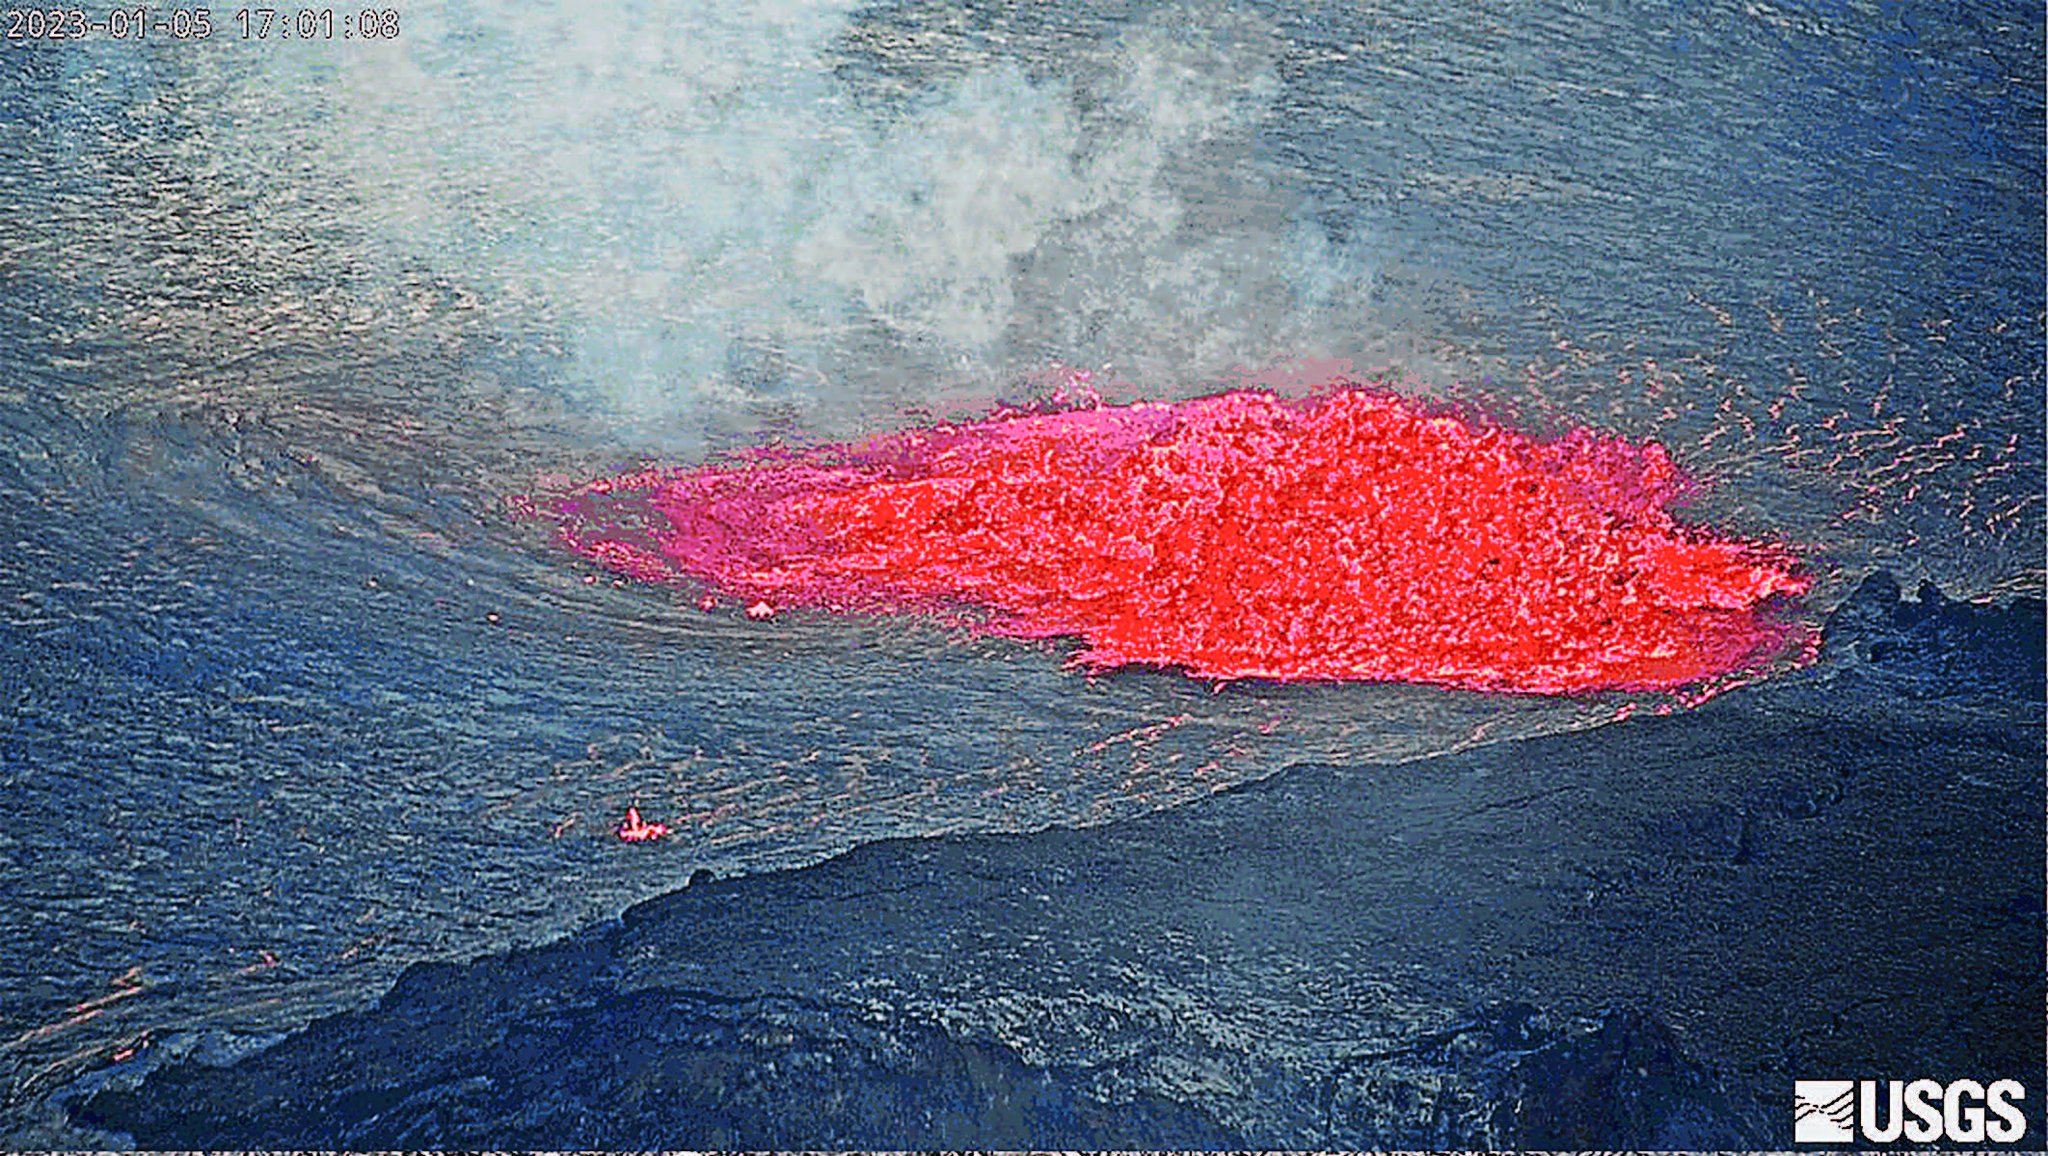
(198, 1), (1380, 440)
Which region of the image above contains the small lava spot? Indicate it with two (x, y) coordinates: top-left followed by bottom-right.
(616, 806), (669, 843)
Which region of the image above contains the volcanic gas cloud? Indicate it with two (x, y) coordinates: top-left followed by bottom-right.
(544, 385), (1809, 694)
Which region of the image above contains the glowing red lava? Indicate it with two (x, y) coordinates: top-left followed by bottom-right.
(616, 807), (669, 843)
(542, 385), (1810, 694)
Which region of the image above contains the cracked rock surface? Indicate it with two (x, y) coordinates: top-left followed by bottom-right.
(77, 576), (2045, 1148)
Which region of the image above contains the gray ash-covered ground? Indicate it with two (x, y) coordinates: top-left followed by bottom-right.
(73, 575), (2045, 1149)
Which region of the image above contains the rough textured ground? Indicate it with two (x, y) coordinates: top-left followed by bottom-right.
(74, 573), (2044, 1149)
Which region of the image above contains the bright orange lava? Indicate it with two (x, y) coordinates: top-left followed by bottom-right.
(547, 386), (1810, 694)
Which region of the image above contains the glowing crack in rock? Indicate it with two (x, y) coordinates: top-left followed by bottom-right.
(615, 807), (669, 843)
(541, 385), (1811, 694)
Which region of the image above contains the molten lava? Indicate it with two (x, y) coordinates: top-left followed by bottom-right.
(615, 807), (669, 843)
(545, 386), (1809, 694)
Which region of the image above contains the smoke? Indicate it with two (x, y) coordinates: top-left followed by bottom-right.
(189, 1), (1379, 445)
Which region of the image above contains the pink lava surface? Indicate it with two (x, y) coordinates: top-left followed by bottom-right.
(538, 385), (1811, 694)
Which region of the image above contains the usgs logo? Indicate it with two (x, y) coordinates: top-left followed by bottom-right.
(1794, 1079), (2028, 1144)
